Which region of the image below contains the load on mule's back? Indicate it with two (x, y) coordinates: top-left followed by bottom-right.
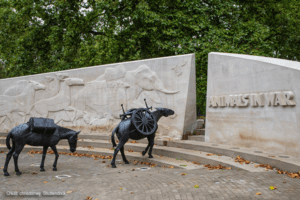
(28, 117), (57, 134)
(111, 99), (175, 168)
(3, 117), (81, 176)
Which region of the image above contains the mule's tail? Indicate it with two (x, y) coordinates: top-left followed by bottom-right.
(111, 126), (118, 147)
(6, 131), (12, 150)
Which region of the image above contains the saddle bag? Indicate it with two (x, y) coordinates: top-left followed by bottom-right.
(28, 118), (57, 134)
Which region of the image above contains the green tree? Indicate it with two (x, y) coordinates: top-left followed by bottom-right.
(1, 0), (299, 114)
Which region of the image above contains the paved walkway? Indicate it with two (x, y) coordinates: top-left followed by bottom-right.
(1, 153), (300, 200)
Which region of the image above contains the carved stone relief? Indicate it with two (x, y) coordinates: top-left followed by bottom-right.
(0, 55), (195, 138)
(35, 73), (69, 102)
(0, 80), (46, 127)
(172, 61), (187, 76)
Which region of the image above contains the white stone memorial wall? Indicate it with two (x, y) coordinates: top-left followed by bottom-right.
(206, 52), (300, 157)
(0, 54), (196, 140)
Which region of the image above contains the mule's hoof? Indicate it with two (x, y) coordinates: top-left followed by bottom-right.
(148, 155), (153, 158)
(40, 168), (45, 172)
(111, 164), (117, 168)
(125, 161), (130, 164)
(16, 171), (22, 176)
(53, 167), (57, 171)
(142, 151), (146, 156)
(4, 172), (10, 176)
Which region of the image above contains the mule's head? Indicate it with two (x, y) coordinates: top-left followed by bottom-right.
(68, 131), (81, 152)
(155, 107), (175, 117)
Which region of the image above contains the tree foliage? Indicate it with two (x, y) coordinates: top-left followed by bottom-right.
(1, 0), (299, 114)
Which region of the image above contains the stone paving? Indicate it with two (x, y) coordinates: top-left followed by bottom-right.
(1, 153), (300, 200)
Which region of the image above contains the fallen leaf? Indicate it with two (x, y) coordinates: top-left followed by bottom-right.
(269, 186), (277, 190)
(31, 172), (37, 175)
(256, 192), (261, 195)
(44, 181), (47, 183)
(234, 156), (250, 165)
(131, 192), (134, 194)
(194, 185), (199, 188)
(67, 191), (73, 194)
(283, 181), (286, 183)
(85, 196), (92, 200)
(119, 188), (122, 190)
(62, 179), (65, 182)
(181, 173), (186, 176)
(132, 169), (135, 171)
(204, 164), (231, 170)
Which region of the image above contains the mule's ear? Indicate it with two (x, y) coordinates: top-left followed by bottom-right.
(76, 131), (81, 135)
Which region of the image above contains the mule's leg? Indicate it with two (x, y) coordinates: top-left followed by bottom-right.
(50, 146), (59, 171)
(3, 142), (15, 176)
(147, 135), (155, 158)
(111, 135), (129, 168)
(142, 136), (151, 156)
(13, 144), (25, 176)
(120, 146), (129, 164)
(40, 146), (49, 172)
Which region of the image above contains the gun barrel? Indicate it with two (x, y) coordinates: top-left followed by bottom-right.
(121, 104), (125, 114)
(144, 99), (148, 108)
(144, 99), (152, 110)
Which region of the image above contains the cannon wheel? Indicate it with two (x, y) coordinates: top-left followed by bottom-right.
(132, 108), (157, 135)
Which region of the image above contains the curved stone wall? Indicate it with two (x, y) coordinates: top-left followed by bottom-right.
(206, 52), (300, 156)
(0, 54), (196, 140)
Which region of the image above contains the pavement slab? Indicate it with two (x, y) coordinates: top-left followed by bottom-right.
(0, 153), (299, 200)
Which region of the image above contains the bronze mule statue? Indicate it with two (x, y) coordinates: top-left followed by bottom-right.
(111, 99), (175, 168)
(3, 118), (80, 176)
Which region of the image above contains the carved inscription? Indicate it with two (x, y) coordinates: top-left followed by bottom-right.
(209, 91), (296, 108)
